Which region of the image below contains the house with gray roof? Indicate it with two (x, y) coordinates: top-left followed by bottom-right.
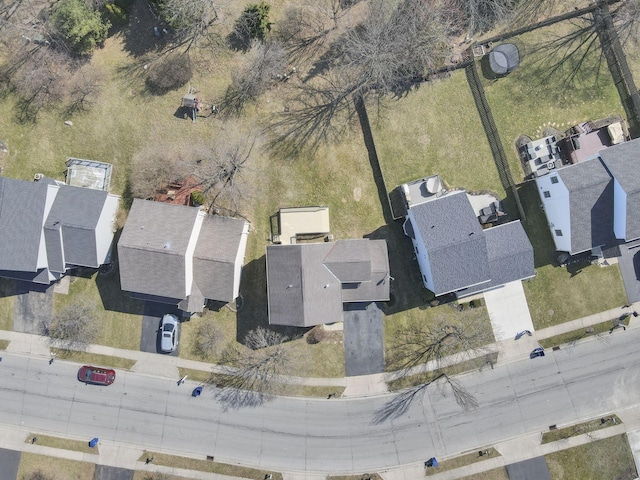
(402, 186), (534, 298)
(266, 239), (390, 327)
(0, 176), (119, 284)
(535, 137), (640, 256)
(118, 199), (248, 313)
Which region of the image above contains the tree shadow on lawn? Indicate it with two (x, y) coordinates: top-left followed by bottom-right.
(235, 256), (309, 345)
(365, 222), (429, 315)
(514, 181), (554, 269)
(120, 0), (167, 58)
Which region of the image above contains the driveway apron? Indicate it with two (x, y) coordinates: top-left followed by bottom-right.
(343, 302), (384, 376)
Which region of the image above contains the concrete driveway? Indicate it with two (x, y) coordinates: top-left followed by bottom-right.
(483, 281), (534, 341)
(617, 244), (640, 303)
(343, 302), (384, 376)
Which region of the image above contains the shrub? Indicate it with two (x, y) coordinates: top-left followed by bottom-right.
(51, 0), (110, 55)
(190, 190), (206, 206)
(234, 2), (271, 42)
(146, 53), (192, 93)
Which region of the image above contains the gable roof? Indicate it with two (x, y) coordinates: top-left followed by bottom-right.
(193, 215), (248, 302)
(558, 159), (615, 253)
(118, 199), (199, 301)
(483, 221), (535, 289)
(599, 137), (640, 240)
(410, 191), (490, 295)
(266, 239), (390, 327)
(323, 240), (372, 282)
(44, 186), (109, 268)
(0, 177), (49, 272)
(267, 243), (343, 327)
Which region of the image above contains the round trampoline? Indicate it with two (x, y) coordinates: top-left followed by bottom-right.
(488, 43), (520, 76)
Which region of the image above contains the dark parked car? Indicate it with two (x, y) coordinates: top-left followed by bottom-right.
(78, 366), (115, 385)
(160, 313), (179, 353)
(530, 347), (545, 359)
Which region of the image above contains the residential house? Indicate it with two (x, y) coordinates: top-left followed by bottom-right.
(118, 199), (249, 313)
(0, 176), (120, 284)
(535, 137), (640, 256)
(402, 177), (534, 298)
(266, 239), (390, 327)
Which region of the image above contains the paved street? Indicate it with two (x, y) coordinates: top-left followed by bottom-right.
(0, 326), (638, 475)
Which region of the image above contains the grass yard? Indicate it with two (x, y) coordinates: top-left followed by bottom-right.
(51, 348), (137, 369)
(24, 433), (99, 454)
(539, 316), (630, 349)
(54, 269), (144, 351)
(0, 278), (14, 331)
(545, 434), (637, 479)
(542, 415), (622, 444)
(17, 453), (95, 480)
(139, 451), (283, 480)
(424, 448), (500, 476)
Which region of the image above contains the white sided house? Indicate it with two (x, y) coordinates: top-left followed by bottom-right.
(0, 176), (119, 284)
(401, 176), (534, 298)
(536, 137), (640, 256)
(118, 199), (249, 313)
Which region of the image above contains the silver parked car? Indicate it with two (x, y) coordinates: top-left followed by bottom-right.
(160, 314), (179, 353)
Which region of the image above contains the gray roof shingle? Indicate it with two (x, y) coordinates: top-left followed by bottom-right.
(323, 239), (372, 282)
(599, 138), (640, 241)
(44, 186), (107, 267)
(266, 239), (390, 327)
(483, 221), (535, 289)
(193, 215), (247, 302)
(410, 192), (489, 295)
(118, 199), (199, 301)
(0, 178), (49, 272)
(559, 159), (615, 253)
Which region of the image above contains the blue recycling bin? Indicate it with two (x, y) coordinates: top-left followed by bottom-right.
(192, 386), (203, 397)
(89, 438), (99, 448)
(425, 457), (438, 468)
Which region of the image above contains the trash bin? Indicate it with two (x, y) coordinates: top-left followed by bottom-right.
(89, 438), (99, 448)
(192, 386), (203, 397)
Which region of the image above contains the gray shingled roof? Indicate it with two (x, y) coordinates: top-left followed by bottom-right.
(323, 239), (372, 282)
(193, 215), (247, 302)
(0, 178), (49, 272)
(45, 186), (107, 267)
(340, 239), (390, 302)
(118, 199), (199, 301)
(599, 138), (640, 241)
(410, 192), (490, 295)
(483, 221), (534, 289)
(267, 240), (390, 327)
(267, 244), (343, 327)
(559, 159), (615, 253)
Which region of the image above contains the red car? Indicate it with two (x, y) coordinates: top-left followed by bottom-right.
(77, 365), (116, 386)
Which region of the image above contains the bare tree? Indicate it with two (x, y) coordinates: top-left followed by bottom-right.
(385, 310), (494, 413)
(129, 141), (194, 199)
(449, 0), (519, 35)
(193, 320), (225, 359)
(221, 40), (287, 115)
(66, 63), (105, 114)
(146, 52), (192, 93)
(157, 0), (221, 53)
(268, 0), (454, 155)
(45, 301), (102, 351)
(213, 327), (293, 408)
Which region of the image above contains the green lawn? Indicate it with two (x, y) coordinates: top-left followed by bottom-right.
(17, 453), (95, 480)
(24, 433), (99, 454)
(542, 416), (622, 444)
(425, 448), (500, 476)
(545, 434), (637, 479)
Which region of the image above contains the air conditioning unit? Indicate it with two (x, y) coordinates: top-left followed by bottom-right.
(547, 161), (555, 170)
(33, 173), (43, 181)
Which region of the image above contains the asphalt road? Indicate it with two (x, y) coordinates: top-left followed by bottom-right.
(0, 330), (639, 474)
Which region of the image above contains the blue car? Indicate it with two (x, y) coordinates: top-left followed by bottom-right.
(530, 347), (545, 359)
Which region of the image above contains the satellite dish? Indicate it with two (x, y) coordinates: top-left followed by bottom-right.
(425, 176), (442, 194)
